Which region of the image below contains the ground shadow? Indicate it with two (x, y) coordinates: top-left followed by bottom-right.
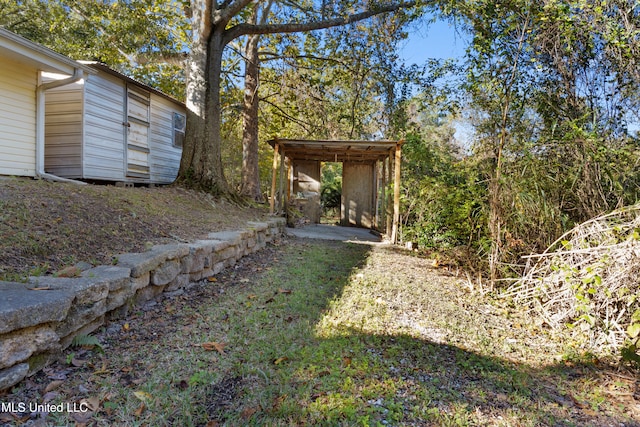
(204, 240), (639, 426)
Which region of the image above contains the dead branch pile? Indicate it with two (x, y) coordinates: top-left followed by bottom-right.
(505, 204), (640, 354)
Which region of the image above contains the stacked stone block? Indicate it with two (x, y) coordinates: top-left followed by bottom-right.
(0, 218), (285, 391)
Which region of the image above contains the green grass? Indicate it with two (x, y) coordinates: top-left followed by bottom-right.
(13, 239), (638, 426)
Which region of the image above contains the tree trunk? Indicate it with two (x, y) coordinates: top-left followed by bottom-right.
(177, 23), (229, 194)
(488, 162), (502, 286)
(239, 32), (263, 201)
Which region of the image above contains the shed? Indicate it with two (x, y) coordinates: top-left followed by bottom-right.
(42, 62), (186, 184)
(267, 138), (403, 243)
(0, 28), (91, 179)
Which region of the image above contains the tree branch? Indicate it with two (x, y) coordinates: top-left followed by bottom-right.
(217, 0), (254, 24)
(222, 1), (416, 45)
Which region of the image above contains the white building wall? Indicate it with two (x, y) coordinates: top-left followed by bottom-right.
(83, 72), (126, 180)
(0, 57), (37, 177)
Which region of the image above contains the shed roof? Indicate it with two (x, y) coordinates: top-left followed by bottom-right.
(79, 61), (185, 107)
(267, 138), (402, 163)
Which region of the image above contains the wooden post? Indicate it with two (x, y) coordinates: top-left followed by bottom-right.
(391, 143), (402, 244)
(386, 151), (393, 237)
(381, 157), (387, 235)
(269, 143), (279, 214)
(279, 147), (286, 216)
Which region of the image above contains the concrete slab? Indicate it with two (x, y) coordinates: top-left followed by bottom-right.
(286, 224), (382, 243)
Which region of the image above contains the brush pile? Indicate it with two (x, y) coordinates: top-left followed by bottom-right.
(505, 204), (640, 355)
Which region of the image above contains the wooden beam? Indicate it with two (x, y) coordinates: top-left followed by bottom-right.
(391, 143), (402, 244)
(269, 143), (279, 214)
(279, 146), (286, 216)
(381, 157), (387, 235)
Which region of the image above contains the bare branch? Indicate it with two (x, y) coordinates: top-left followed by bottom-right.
(217, 0), (254, 24)
(222, 1), (416, 44)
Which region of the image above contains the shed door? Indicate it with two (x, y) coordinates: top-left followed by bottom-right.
(126, 86), (150, 179)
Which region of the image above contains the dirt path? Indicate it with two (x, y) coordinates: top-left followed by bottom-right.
(2, 237), (638, 426)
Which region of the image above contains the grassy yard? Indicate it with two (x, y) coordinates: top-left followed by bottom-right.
(3, 238), (638, 426)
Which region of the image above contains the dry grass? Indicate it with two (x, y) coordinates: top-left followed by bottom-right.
(0, 176), (269, 281)
(505, 203), (640, 355)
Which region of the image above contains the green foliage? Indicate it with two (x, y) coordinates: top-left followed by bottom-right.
(623, 310), (640, 367)
(70, 334), (103, 352)
(399, 125), (487, 252)
(321, 163), (342, 210)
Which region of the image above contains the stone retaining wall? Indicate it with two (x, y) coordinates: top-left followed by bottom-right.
(0, 218), (285, 391)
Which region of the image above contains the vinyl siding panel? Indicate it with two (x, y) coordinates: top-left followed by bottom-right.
(83, 73), (125, 180)
(149, 96), (183, 184)
(0, 57), (37, 176)
(44, 82), (83, 177)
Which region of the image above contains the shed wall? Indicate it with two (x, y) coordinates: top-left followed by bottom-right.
(149, 96), (183, 183)
(292, 160), (321, 223)
(341, 162), (375, 228)
(44, 79), (83, 177)
(83, 72), (126, 180)
(0, 56), (37, 177)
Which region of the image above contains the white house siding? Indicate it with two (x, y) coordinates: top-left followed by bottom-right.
(149, 96), (183, 184)
(0, 56), (37, 177)
(83, 72), (126, 180)
(44, 81), (83, 177)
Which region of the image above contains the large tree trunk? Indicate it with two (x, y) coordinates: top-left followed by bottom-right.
(239, 32), (263, 201)
(177, 19), (229, 194)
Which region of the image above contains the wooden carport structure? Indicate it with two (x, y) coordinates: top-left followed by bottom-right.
(267, 138), (403, 243)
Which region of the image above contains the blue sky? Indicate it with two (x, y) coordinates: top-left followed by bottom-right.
(399, 18), (475, 149)
(399, 18), (469, 65)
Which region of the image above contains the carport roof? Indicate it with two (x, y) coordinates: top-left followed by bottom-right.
(267, 138), (402, 162)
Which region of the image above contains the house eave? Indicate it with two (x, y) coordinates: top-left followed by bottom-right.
(0, 27), (91, 75)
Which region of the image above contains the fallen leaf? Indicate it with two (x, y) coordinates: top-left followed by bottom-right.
(247, 294), (257, 299)
(201, 341), (226, 354)
(133, 391), (152, 402)
(241, 406), (259, 419)
(122, 323), (131, 332)
(71, 358), (87, 367)
(134, 403), (146, 417)
(29, 286), (51, 291)
(81, 396), (100, 412)
(177, 380), (189, 390)
(71, 410), (93, 424)
(207, 277), (217, 282)
(273, 356), (288, 365)
(206, 421), (219, 427)
(240, 278), (250, 283)
(44, 379), (64, 393)
(278, 288), (292, 294)
(342, 357), (352, 367)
